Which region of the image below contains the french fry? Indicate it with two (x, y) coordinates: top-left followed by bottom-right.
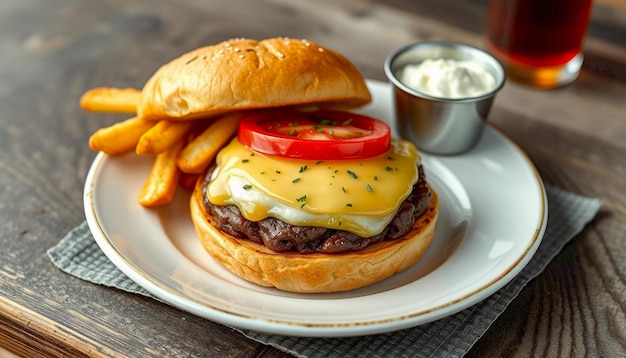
(177, 114), (240, 174)
(136, 120), (194, 155)
(80, 87), (141, 114)
(89, 116), (155, 155)
(138, 140), (184, 207)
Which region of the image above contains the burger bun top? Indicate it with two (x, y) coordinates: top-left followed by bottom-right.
(138, 37), (372, 121)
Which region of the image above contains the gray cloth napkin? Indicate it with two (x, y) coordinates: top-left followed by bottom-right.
(48, 185), (602, 358)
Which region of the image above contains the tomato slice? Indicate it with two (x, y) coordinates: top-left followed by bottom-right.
(237, 109), (391, 160)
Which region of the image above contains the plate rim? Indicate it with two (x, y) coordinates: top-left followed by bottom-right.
(83, 79), (547, 337)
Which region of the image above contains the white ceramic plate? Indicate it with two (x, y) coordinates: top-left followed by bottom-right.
(84, 80), (547, 337)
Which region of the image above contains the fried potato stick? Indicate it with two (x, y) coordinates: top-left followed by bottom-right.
(80, 87), (141, 114)
(136, 120), (194, 155)
(177, 114), (240, 174)
(138, 140), (184, 207)
(89, 116), (155, 155)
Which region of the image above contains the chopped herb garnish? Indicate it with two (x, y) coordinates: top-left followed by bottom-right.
(315, 160), (324, 165)
(385, 166), (394, 172)
(341, 186), (346, 193)
(292, 177), (301, 183)
(347, 170), (358, 179)
(346, 203), (353, 207)
(242, 184), (252, 190)
(288, 121), (300, 126)
(299, 165), (308, 173)
(373, 176), (378, 181)
(289, 128), (297, 136)
(296, 195), (307, 208)
(366, 184), (372, 192)
(387, 156), (396, 160)
(342, 118), (353, 126)
(241, 159), (249, 163)
(260, 171), (265, 174)
(276, 170), (281, 174)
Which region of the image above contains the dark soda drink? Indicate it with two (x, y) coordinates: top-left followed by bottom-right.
(485, 0), (592, 87)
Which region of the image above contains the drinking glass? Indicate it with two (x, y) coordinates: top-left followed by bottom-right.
(485, 0), (593, 88)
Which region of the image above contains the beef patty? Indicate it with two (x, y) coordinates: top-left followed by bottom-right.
(201, 165), (432, 254)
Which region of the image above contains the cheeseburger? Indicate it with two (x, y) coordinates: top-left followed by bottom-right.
(137, 37), (439, 293)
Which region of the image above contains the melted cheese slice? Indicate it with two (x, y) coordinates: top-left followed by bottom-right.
(206, 138), (420, 237)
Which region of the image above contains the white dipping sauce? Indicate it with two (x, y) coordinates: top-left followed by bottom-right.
(400, 58), (496, 98)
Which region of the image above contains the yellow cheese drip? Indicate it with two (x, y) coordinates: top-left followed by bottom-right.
(207, 138), (420, 236)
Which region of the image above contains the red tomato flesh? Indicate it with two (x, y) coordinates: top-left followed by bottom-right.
(238, 109), (391, 160)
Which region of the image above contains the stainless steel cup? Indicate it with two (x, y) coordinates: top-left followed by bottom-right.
(384, 41), (505, 155)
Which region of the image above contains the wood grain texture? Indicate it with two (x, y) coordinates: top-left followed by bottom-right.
(1, 0), (625, 357)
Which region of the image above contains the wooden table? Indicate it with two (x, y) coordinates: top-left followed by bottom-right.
(1, 0), (625, 356)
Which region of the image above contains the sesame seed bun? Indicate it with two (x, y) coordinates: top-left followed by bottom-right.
(138, 37), (372, 121)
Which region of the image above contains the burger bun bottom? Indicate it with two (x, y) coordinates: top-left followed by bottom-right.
(190, 184), (438, 293)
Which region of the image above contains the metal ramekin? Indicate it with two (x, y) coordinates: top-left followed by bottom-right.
(384, 41), (505, 155)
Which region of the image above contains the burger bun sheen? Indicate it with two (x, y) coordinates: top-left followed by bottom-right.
(138, 37), (372, 121)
